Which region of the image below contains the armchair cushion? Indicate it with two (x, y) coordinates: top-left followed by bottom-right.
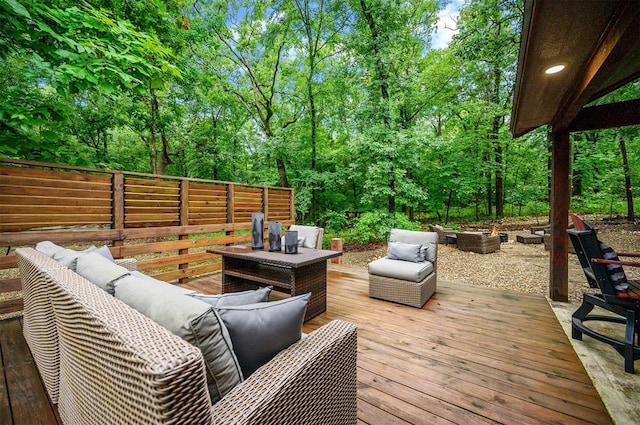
(289, 225), (323, 249)
(386, 241), (423, 262)
(389, 228), (437, 262)
(369, 258), (434, 282)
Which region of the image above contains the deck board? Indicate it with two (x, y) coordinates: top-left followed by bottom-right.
(0, 318), (60, 425)
(0, 264), (612, 424)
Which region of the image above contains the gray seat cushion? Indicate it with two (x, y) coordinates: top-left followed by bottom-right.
(368, 258), (434, 282)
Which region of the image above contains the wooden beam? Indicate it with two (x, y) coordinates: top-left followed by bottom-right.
(549, 129), (570, 302)
(568, 98), (640, 132)
(553, 1), (639, 131)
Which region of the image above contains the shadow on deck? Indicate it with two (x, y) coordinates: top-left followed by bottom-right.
(0, 264), (622, 424)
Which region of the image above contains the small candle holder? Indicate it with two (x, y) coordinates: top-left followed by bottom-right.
(268, 222), (282, 252)
(251, 213), (264, 250)
(284, 231), (298, 254)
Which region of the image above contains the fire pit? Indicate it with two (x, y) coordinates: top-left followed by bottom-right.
(489, 226), (509, 243)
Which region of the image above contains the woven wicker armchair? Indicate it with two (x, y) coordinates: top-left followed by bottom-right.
(456, 232), (500, 254)
(428, 224), (457, 244)
(288, 225), (324, 249)
(368, 229), (437, 308)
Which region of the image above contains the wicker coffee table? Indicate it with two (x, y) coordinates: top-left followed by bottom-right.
(206, 245), (342, 321)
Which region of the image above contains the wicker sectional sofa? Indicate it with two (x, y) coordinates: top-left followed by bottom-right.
(16, 247), (357, 425)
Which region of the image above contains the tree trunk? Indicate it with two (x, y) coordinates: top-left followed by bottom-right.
(211, 107), (219, 180)
(149, 91), (158, 174)
(619, 133), (635, 222)
(493, 117), (503, 218)
(571, 148), (581, 197)
(484, 150), (492, 216)
(445, 189), (453, 223)
(308, 55), (318, 222)
(276, 157), (289, 188)
(158, 129), (173, 176)
(359, 0), (394, 214)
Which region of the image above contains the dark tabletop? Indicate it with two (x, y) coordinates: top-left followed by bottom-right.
(207, 245), (342, 268)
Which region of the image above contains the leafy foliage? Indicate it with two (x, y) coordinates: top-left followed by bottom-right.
(1, 0), (638, 227)
(346, 211), (422, 244)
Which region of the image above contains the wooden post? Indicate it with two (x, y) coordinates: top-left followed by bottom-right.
(111, 172), (124, 251)
(549, 129), (570, 302)
(290, 189), (295, 222)
(178, 179), (189, 284)
(330, 238), (343, 264)
(226, 184), (235, 245)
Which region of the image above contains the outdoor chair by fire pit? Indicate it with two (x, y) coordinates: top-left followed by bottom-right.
(428, 224), (457, 244)
(456, 232), (501, 254)
(568, 226), (640, 373)
(368, 229), (437, 308)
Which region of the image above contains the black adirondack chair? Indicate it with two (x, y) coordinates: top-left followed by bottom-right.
(567, 228), (640, 373)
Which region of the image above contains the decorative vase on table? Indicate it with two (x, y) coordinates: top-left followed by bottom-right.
(284, 231), (298, 254)
(268, 222), (282, 252)
(251, 213), (264, 250)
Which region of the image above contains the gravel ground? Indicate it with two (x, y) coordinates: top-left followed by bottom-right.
(341, 224), (640, 302)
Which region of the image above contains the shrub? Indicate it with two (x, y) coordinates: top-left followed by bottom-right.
(345, 211), (421, 244)
(319, 210), (349, 233)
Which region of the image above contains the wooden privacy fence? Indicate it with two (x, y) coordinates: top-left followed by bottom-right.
(0, 158), (295, 317)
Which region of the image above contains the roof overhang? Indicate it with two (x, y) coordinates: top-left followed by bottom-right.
(510, 0), (640, 138)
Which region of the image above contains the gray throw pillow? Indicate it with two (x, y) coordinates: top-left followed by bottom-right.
(35, 241), (65, 257)
(75, 252), (130, 295)
(419, 246), (428, 262)
(387, 241), (423, 263)
(94, 244), (115, 262)
(115, 276), (243, 403)
(53, 245), (97, 270)
(215, 293), (310, 377)
(189, 286), (272, 307)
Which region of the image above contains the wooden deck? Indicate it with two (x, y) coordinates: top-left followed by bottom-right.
(1, 265), (612, 424)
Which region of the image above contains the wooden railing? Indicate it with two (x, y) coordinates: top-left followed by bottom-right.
(0, 158), (295, 317)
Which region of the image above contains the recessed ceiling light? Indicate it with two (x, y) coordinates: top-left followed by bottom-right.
(544, 64), (566, 75)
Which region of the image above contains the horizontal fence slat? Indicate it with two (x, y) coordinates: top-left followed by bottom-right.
(0, 175), (111, 191)
(0, 165), (111, 183)
(125, 177), (181, 188)
(0, 278), (22, 293)
(0, 297), (24, 315)
(137, 252), (218, 271)
(124, 207), (181, 215)
(0, 195), (112, 207)
(150, 262), (222, 283)
(2, 206), (111, 215)
(125, 200), (182, 207)
(0, 185), (112, 199)
(0, 255), (17, 269)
